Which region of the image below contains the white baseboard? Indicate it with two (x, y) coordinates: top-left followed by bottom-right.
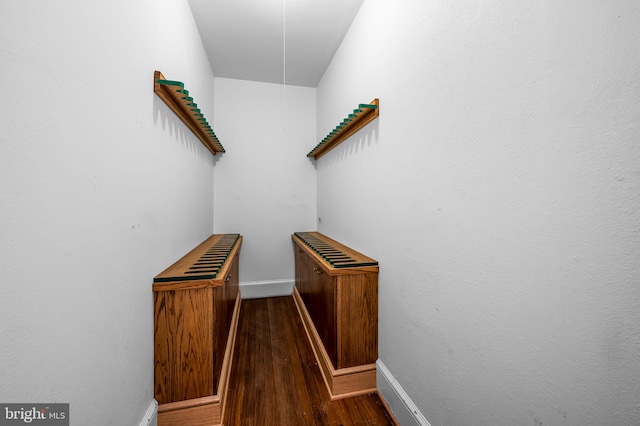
(377, 360), (431, 426)
(240, 279), (294, 299)
(139, 399), (158, 426)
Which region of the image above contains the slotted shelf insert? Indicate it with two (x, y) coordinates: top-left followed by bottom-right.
(307, 99), (379, 160)
(153, 234), (241, 287)
(294, 231), (378, 269)
(154, 70), (224, 155)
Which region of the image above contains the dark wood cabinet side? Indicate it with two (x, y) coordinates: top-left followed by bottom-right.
(211, 251), (239, 395)
(336, 273), (378, 368)
(292, 235), (377, 370)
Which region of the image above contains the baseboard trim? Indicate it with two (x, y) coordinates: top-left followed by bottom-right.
(377, 360), (431, 426)
(240, 279), (294, 299)
(139, 400), (158, 426)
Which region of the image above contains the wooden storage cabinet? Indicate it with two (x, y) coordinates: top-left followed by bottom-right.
(153, 234), (242, 426)
(295, 248), (338, 365)
(292, 232), (379, 399)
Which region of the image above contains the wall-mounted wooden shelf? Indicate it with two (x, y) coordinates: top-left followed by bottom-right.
(307, 99), (379, 160)
(154, 71), (224, 155)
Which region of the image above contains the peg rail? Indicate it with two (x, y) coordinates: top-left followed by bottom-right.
(154, 70), (225, 156)
(308, 99), (380, 160)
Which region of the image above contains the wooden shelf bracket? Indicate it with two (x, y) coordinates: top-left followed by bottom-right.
(154, 70), (225, 155)
(307, 99), (379, 160)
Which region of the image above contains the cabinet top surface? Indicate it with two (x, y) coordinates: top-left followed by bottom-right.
(153, 234), (242, 290)
(293, 231), (378, 274)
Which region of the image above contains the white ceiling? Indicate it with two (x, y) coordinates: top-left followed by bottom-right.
(187, 0), (364, 88)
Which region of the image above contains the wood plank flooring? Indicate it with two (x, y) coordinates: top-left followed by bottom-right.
(224, 296), (397, 425)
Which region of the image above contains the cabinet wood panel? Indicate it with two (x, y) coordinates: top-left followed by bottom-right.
(292, 232), (378, 393)
(154, 287), (214, 402)
(336, 273), (378, 368)
(153, 234), (241, 426)
(308, 260), (337, 367)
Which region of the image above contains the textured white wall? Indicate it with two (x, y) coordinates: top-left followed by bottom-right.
(316, 1), (640, 425)
(212, 78), (317, 289)
(0, 1), (215, 424)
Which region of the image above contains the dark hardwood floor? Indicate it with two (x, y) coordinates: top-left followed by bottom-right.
(224, 296), (397, 426)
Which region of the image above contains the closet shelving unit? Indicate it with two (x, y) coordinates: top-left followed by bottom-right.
(154, 71), (224, 155)
(307, 98), (379, 160)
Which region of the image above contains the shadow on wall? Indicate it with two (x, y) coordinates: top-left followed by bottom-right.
(320, 119), (380, 167)
(152, 94), (220, 166)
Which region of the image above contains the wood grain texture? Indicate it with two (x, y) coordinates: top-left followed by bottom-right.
(158, 399), (219, 426)
(211, 251), (239, 394)
(154, 287), (214, 403)
(217, 293), (241, 423)
(157, 292), (242, 426)
(294, 288), (377, 400)
(304, 257), (337, 367)
(336, 273), (379, 368)
(154, 235), (242, 425)
(225, 297), (397, 425)
(292, 233), (379, 370)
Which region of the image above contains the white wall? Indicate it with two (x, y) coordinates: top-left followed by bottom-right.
(0, 1), (216, 424)
(213, 78), (317, 297)
(317, 1), (640, 425)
